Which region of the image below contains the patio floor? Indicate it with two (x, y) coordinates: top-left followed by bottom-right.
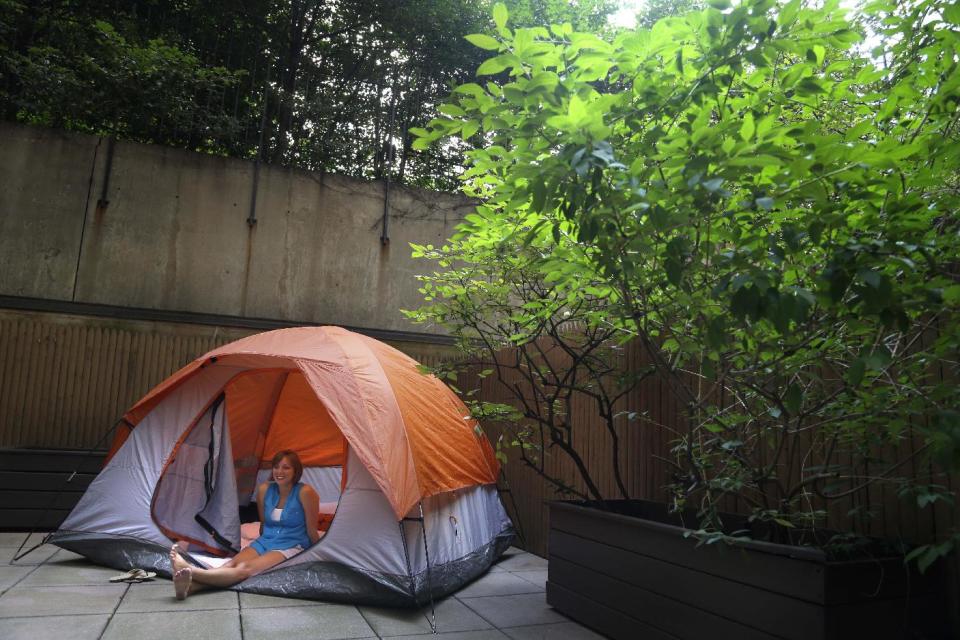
(0, 533), (603, 640)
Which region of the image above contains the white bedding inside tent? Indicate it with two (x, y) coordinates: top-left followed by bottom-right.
(183, 494), (340, 568)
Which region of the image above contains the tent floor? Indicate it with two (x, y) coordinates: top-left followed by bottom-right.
(0, 534), (604, 640)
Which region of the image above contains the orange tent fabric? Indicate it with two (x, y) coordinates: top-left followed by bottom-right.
(109, 326), (499, 519)
(357, 334), (500, 497)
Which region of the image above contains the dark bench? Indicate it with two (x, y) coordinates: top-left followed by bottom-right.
(0, 448), (105, 530)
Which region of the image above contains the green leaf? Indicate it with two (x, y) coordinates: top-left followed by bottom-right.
(813, 44), (825, 65)
(465, 34), (500, 50)
(904, 545), (928, 564)
(864, 345), (892, 370)
(453, 83), (485, 97)
(784, 384), (802, 415)
(438, 104), (465, 117)
(796, 78), (825, 96)
(707, 0), (731, 8)
(805, 45), (826, 65)
(461, 119), (480, 140)
(731, 286), (761, 321)
(706, 316), (726, 349)
(477, 55), (512, 75)
(492, 3), (508, 29)
(847, 359), (865, 387)
(942, 285), (960, 304)
(740, 112), (755, 141)
(944, 3), (960, 24)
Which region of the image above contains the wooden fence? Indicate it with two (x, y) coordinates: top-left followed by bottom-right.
(472, 339), (960, 559)
(0, 308), (455, 450)
(2, 306), (955, 567)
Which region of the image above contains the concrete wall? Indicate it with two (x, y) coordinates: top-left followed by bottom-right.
(0, 122), (471, 332)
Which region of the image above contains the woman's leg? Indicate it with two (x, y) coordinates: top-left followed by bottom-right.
(170, 545), (287, 598)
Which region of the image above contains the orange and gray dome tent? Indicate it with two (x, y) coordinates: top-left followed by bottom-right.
(49, 326), (515, 606)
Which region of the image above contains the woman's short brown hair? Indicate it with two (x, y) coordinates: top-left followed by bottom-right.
(270, 450), (303, 485)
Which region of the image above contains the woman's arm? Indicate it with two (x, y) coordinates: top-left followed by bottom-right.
(299, 484), (321, 546)
(256, 482), (268, 537)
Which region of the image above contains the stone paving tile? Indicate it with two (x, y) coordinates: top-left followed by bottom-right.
(493, 553), (548, 572)
(0, 613), (110, 640)
(509, 570), (547, 591)
(457, 571), (543, 598)
(240, 590), (329, 609)
(102, 609), (240, 640)
(0, 584), (126, 617)
(360, 596), (493, 637)
(501, 621), (606, 640)
(429, 597), (495, 634)
(117, 581), (239, 613)
(0, 544), (59, 565)
(0, 566), (34, 592)
(489, 547), (527, 572)
(359, 603), (433, 636)
(400, 630), (510, 640)
(459, 593), (566, 629)
(19, 560), (121, 586)
(242, 603), (375, 639)
(0, 533), (48, 547)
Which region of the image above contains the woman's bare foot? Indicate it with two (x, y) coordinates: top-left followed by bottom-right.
(173, 567), (192, 600)
(169, 544), (190, 573)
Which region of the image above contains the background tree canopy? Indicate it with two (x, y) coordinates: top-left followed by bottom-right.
(0, 0), (616, 191)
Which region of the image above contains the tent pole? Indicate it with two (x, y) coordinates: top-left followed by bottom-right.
(14, 417), (124, 562)
(498, 469), (527, 549)
(397, 520), (415, 598)
(418, 502), (437, 634)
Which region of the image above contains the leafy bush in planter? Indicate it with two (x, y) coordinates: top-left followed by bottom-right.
(409, 0), (960, 567)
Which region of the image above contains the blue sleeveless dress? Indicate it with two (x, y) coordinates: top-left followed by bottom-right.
(251, 482), (312, 555)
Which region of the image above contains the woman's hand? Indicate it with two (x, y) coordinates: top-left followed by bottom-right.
(300, 484), (321, 545)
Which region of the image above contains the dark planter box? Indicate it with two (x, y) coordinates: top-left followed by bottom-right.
(546, 500), (951, 640)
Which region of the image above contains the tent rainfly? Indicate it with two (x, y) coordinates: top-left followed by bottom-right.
(49, 326), (515, 606)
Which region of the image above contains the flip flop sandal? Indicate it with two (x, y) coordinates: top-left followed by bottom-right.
(126, 570), (157, 583)
(109, 568), (157, 583)
(109, 569), (141, 583)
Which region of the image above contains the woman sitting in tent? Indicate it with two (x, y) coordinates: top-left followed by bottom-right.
(169, 450), (320, 599)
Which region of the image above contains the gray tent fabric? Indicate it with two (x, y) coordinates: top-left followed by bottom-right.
(153, 394), (241, 553)
(53, 364), (242, 547)
(48, 357), (515, 606)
